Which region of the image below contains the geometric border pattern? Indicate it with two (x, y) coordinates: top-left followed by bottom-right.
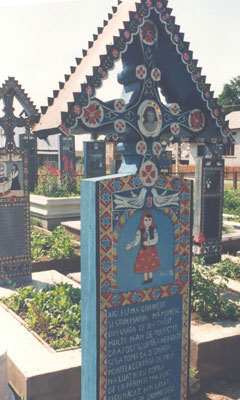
(98, 173), (191, 399)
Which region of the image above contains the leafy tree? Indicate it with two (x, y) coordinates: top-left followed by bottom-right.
(218, 75), (240, 114)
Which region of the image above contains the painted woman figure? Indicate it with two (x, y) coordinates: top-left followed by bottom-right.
(9, 164), (21, 190)
(125, 211), (160, 284)
(143, 106), (158, 133)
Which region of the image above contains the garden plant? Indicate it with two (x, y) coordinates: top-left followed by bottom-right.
(31, 226), (75, 261)
(1, 283), (81, 350)
(191, 257), (240, 322)
(224, 188), (240, 216)
(34, 160), (80, 197)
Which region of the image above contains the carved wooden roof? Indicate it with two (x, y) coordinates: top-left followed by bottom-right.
(33, 0), (230, 142)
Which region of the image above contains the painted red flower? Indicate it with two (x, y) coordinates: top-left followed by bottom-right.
(162, 13), (170, 21)
(139, 161), (158, 186)
(86, 86), (93, 96)
(136, 65), (147, 80)
(146, 0), (153, 8)
(183, 52), (190, 62)
(124, 30), (131, 40)
(112, 49), (119, 59)
(83, 102), (103, 126)
(189, 110), (204, 132)
(136, 141), (147, 155)
(98, 67), (107, 78)
(193, 73), (201, 81)
(156, 1), (163, 9)
(173, 34), (179, 42)
(73, 105), (82, 116)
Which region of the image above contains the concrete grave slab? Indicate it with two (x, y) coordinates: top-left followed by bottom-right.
(190, 320), (240, 384)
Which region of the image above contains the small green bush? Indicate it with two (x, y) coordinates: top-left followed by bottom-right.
(224, 188), (240, 216)
(191, 259), (240, 322)
(31, 226), (74, 261)
(214, 257), (240, 282)
(1, 283), (81, 350)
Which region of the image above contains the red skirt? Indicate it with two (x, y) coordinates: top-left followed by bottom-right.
(134, 246), (160, 274)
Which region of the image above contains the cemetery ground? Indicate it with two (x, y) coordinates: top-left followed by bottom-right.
(2, 188), (240, 400)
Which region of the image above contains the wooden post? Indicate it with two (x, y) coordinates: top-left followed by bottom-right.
(233, 171), (238, 190)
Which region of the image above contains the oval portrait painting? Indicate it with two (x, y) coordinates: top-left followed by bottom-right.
(138, 100), (162, 138)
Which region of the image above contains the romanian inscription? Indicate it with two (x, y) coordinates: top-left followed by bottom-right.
(106, 295), (183, 400)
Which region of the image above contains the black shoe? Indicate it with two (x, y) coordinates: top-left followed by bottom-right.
(142, 280), (148, 285)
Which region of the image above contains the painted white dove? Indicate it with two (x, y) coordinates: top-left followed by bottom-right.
(113, 187), (147, 209)
(151, 188), (179, 208)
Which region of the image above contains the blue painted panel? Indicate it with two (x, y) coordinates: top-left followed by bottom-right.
(81, 178), (98, 400)
(106, 295), (183, 399)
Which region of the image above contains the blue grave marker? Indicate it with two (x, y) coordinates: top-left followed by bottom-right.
(84, 141), (106, 178)
(0, 77), (39, 285)
(19, 133), (38, 192)
(81, 173), (192, 400)
(58, 134), (76, 175)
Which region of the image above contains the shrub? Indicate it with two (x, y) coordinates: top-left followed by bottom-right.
(224, 188), (240, 216)
(1, 283), (81, 350)
(214, 257), (240, 281)
(191, 259), (240, 322)
(31, 226), (75, 261)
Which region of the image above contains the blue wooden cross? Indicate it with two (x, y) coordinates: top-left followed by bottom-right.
(0, 79), (37, 151)
(78, 19), (205, 176)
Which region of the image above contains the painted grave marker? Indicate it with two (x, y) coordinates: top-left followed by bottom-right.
(84, 141), (106, 178)
(81, 173), (192, 400)
(0, 77), (39, 285)
(193, 143), (224, 263)
(19, 133), (38, 192)
(58, 134), (76, 175)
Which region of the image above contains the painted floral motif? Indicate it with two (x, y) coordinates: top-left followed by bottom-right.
(73, 105), (82, 116)
(151, 67), (161, 82)
(182, 52), (190, 62)
(98, 67), (107, 78)
(114, 119), (126, 133)
(155, 1), (163, 9)
(169, 103), (180, 115)
(188, 110), (205, 132)
(162, 13), (170, 21)
(114, 99), (126, 113)
(112, 49), (119, 59)
(139, 161), (158, 186)
(145, 0), (153, 8)
(152, 141), (162, 156)
(136, 140), (147, 155)
(193, 72), (201, 81)
(85, 86), (93, 96)
(173, 34), (179, 43)
(134, 14), (143, 24)
(140, 20), (158, 45)
(82, 101), (104, 127)
(136, 65), (147, 80)
(124, 30), (131, 40)
(170, 123), (180, 135)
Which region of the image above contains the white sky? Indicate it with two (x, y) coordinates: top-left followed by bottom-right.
(0, 0), (239, 110)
